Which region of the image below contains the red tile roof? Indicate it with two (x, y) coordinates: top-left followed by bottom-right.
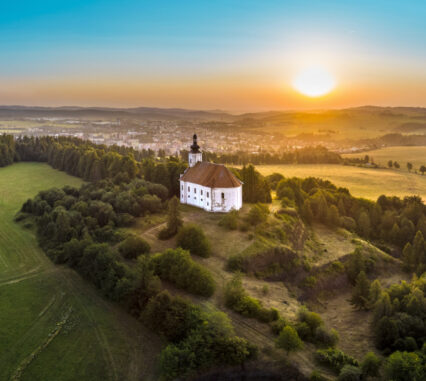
(180, 162), (242, 188)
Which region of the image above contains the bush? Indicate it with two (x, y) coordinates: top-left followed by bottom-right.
(276, 326), (303, 355)
(176, 224), (211, 257)
(118, 235), (150, 259)
(151, 248), (215, 297)
(360, 352), (381, 378)
(141, 290), (202, 342)
(224, 274), (279, 323)
(247, 203), (269, 226)
(315, 348), (359, 373)
(338, 365), (362, 381)
(219, 210), (239, 230)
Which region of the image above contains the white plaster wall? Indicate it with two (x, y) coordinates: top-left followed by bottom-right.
(211, 187), (242, 212)
(188, 153), (202, 167)
(179, 180), (242, 212)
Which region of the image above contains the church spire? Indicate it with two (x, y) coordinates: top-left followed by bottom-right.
(190, 133), (200, 153)
(188, 133), (202, 167)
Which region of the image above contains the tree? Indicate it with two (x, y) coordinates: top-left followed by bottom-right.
(420, 165), (426, 175)
(357, 211), (371, 239)
(361, 352), (381, 378)
(369, 279), (382, 305)
(402, 242), (414, 271)
(383, 351), (425, 381)
(327, 204), (340, 226)
(176, 224), (211, 257)
(350, 271), (371, 310)
(407, 162), (413, 172)
(412, 231), (425, 269)
(394, 161), (400, 169)
(302, 199), (314, 224)
(159, 196), (182, 239)
(388, 160), (393, 168)
(276, 326), (303, 355)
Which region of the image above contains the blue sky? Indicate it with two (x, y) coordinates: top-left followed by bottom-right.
(1, 1), (425, 109)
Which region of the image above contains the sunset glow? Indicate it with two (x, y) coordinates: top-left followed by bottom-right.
(292, 67), (336, 97)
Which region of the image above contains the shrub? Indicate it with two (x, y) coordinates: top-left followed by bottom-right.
(360, 352), (381, 378)
(219, 210), (239, 230)
(247, 203), (269, 226)
(315, 348), (359, 373)
(118, 235), (150, 259)
(224, 274), (279, 323)
(141, 290), (202, 342)
(276, 326), (303, 355)
(151, 248), (215, 297)
(176, 224), (211, 257)
(338, 365), (362, 381)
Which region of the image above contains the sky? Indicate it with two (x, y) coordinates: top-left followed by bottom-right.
(0, 0), (425, 111)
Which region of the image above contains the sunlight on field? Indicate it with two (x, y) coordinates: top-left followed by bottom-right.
(256, 164), (426, 200)
(343, 146), (426, 169)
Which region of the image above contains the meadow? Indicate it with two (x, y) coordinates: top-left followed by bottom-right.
(343, 146), (426, 169)
(0, 163), (162, 381)
(255, 163), (426, 200)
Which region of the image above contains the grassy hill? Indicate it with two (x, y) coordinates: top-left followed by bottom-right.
(0, 163), (163, 381)
(133, 201), (407, 377)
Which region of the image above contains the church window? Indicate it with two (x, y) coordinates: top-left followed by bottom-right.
(188, 186), (190, 192)
(201, 190), (203, 196)
(207, 192), (209, 198)
(221, 192), (225, 199)
(194, 188), (197, 194)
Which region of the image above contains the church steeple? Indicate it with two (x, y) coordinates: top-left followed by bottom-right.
(190, 134), (200, 153)
(188, 133), (202, 167)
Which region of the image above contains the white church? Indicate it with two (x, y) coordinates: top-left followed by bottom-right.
(179, 134), (243, 212)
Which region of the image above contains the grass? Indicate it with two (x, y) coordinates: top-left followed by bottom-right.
(343, 146), (426, 169)
(255, 163), (426, 200)
(0, 162), (163, 381)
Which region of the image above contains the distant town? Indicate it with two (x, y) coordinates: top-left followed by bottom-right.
(0, 116), (371, 155)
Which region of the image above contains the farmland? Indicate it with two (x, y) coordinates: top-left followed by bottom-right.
(343, 146), (426, 169)
(0, 163), (162, 381)
(255, 163), (426, 200)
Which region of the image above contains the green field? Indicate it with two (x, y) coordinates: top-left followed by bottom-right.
(0, 163), (162, 381)
(343, 146), (426, 169)
(255, 163), (426, 200)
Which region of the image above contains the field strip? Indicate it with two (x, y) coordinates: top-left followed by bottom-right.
(10, 306), (73, 381)
(0, 291), (64, 367)
(0, 267), (54, 287)
(57, 269), (119, 381)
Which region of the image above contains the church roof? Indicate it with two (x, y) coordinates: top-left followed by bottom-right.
(180, 161), (242, 188)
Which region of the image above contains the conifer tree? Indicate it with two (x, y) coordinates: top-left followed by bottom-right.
(350, 271), (371, 310)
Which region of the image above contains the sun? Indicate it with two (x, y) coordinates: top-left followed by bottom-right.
(292, 66), (336, 97)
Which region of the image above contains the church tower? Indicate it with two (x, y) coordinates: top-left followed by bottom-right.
(188, 134), (202, 167)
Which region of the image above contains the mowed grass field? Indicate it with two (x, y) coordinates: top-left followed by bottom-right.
(255, 164), (426, 200)
(0, 163), (162, 381)
(343, 146), (426, 169)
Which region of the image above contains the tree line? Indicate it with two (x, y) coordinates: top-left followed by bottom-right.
(189, 145), (343, 165)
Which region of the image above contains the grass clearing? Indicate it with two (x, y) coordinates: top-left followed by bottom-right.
(255, 163), (426, 200)
(0, 163), (163, 381)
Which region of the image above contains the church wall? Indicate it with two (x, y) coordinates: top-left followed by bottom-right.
(211, 186), (242, 212)
(179, 180), (213, 211)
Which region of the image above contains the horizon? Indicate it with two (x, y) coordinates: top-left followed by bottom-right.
(1, 1), (425, 111)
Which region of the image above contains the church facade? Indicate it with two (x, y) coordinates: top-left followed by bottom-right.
(179, 134), (243, 212)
